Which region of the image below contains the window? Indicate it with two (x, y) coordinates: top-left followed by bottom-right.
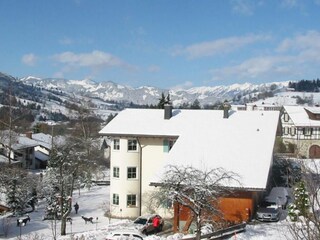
(163, 139), (176, 152)
(127, 194), (136, 207)
(283, 127), (289, 135)
(127, 167), (137, 179)
(113, 139), (120, 150)
(113, 193), (119, 205)
(128, 139), (137, 151)
(290, 127), (296, 136)
(303, 127), (312, 136)
(113, 167), (119, 178)
(284, 113), (289, 122)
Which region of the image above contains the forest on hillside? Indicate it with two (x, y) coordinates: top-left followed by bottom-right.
(288, 79), (320, 92)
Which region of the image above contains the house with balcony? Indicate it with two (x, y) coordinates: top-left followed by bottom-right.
(99, 106), (280, 228)
(281, 106), (320, 158)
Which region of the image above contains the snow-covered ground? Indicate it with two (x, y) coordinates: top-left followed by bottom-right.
(1, 185), (294, 240)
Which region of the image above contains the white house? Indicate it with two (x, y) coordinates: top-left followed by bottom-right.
(281, 106), (320, 158)
(99, 106), (280, 220)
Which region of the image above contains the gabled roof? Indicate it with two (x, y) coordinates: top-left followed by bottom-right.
(31, 133), (53, 149)
(0, 131), (39, 150)
(99, 108), (280, 190)
(283, 106), (320, 127)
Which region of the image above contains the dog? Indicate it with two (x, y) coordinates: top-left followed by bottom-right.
(17, 215), (30, 226)
(81, 215), (93, 224)
(66, 216), (72, 223)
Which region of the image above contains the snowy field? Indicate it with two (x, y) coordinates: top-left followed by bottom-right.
(1, 185), (294, 240)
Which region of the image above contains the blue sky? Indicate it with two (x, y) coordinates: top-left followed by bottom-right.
(1, 0), (320, 89)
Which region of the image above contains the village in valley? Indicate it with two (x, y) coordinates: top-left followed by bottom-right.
(1, 74), (320, 240)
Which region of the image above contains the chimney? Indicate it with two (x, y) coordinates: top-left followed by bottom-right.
(223, 101), (230, 119)
(164, 104), (173, 120)
(26, 131), (33, 139)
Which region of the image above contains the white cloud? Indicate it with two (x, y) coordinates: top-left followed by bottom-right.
(171, 81), (194, 90)
(52, 50), (134, 72)
(59, 37), (74, 45)
(280, 0), (298, 8)
(173, 34), (270, 59)
(209, 30), (320, 83)
(21, 53), (38, 66)
(277, 30), (320, 53)
(231, 0), (255, 15)
(147, 65), (160, 73)
(211, 56), (295, 82)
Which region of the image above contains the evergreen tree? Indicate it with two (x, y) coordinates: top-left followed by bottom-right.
(190, 99), (201, 109)
(288, 181), (309, 221)
(157, 92), (171, 109)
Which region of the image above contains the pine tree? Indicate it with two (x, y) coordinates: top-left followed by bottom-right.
(288, 181), (309, 221)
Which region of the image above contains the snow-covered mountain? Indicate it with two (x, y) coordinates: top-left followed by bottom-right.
(20, 76), (289, 106)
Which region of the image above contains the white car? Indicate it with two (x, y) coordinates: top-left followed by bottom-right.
(105, 230), (146, 240)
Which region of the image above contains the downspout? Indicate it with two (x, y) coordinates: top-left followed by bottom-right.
(137, 138), (142, 216)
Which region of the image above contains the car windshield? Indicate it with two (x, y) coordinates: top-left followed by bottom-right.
(260, 201), (275, 208)
(133, 217), (147, 225)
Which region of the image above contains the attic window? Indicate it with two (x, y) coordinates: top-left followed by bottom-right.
(284, 113), (289, 122)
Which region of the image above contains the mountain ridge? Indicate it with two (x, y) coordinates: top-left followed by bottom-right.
(20, 75), (289, 106)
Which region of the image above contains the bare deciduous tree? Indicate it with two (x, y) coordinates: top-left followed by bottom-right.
(157, 165), (240, 240)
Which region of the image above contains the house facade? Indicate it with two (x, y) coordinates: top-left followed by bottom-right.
(281, 106), (320, 158)
(99, 106), (280, 225)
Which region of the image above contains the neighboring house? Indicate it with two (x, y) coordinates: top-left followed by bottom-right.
(0, 204), (10, 214)
(0, 131), (38, 169)
(99, 105), (280, 228)
(25, 132), (52, 169)
(281, 106), (320, 158)
(233, 103), (282, 111)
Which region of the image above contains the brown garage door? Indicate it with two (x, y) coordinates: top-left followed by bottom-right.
(309, 145), (320, 158)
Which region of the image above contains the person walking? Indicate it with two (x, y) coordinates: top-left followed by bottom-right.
(74, 202), (79, 214)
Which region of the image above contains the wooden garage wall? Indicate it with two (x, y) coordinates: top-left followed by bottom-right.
(173, 190), (261, 232)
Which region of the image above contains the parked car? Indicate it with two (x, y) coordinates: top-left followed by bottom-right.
(132, 214), (164, 235)
(256, 187), (291, 222)
(264, 187), (290, 209)
(256, 201), (281, 222)
(105, 230), (145, 240)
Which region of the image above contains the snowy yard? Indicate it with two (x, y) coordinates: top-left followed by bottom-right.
(1, 185), (294, 240)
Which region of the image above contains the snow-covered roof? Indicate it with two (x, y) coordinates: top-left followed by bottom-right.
(35, 150), (49, 161)
(100, 108), (279, 190)
(284, 106), (320, 127)
(31, 133), (52, 149)
(0, 130), (39, 150)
